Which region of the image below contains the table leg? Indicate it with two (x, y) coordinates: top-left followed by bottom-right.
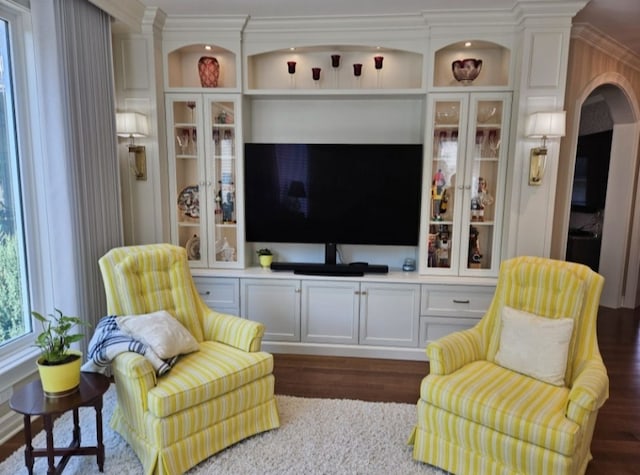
(43, 415), (55, 475)
(95, 397), (105, 471)
(72, 407), (81, 445)
(22, 415), (34, 475)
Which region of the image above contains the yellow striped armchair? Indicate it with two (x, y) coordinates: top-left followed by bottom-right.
(409, 256), (608, 475)
(99, 244), (280, 475)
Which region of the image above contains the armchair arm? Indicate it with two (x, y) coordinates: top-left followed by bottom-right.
(566, 359), (609, 425)
(427, 327), (483, 375)
(201, 310), (265, 352)
(111, 352), (157, 431)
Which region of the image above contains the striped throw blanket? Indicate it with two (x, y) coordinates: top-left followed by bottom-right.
(81, 315), (177, 376)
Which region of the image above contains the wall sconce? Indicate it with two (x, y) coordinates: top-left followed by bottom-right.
(116, 112), (149, 180)
(525, 111), (566, 185)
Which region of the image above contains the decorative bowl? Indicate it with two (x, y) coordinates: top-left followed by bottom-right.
(452, 58), (483, 84)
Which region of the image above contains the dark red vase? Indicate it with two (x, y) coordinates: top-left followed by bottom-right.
(198, 56), (220, 87)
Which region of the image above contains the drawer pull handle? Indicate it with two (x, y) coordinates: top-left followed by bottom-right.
(453, 299), (470, 304)
(199, 291), (211, 296)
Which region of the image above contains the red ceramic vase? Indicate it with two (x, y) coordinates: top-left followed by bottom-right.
(198, 56), (220, 87)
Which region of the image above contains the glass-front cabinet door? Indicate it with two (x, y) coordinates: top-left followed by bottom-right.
(420, 92), (511, 276)
(167, 94), (244, 269)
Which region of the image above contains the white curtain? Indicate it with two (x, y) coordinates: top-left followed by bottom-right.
(31, 0), (122, 341)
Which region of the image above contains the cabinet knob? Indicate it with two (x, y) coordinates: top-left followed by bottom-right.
(295, 288), (301, 293)
(458, 185), (465, 190)
(361, 291), (367, 296)
(199, 291), (211, 296)
(464, 185), (471, 190)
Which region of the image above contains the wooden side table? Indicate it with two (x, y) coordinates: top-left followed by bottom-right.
(10, 372), (110, 475)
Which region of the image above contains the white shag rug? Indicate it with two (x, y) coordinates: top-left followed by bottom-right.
(1, 385), (445, 475)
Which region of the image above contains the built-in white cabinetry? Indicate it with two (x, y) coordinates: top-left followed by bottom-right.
(166, 93), (245, 269)
(419, 284), (494, 347)
(193, 276), (240, 315)
(239, 277), (421, 349)
(419, 92), (512, 277)
(193, 272), (491, 360)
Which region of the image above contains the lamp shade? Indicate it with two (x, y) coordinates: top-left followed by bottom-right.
(116, 112), (148, 138)
(526, 111), (566, 138)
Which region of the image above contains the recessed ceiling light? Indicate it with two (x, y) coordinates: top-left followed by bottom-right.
(464, 42), (472, 47)
(204, 45), (212, 51)
(290, 47), (296, 51)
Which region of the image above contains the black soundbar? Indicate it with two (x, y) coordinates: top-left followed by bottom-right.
(270, 262), (389, 275)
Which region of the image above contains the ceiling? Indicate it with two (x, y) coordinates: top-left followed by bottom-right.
(138, 0), (640, 58)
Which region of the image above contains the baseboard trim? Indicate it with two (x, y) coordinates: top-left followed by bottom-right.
(262, 341), (427, 361)
(0, 410), (24, 447)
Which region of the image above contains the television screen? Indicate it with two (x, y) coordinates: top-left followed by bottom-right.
(244, 143), (423, 246)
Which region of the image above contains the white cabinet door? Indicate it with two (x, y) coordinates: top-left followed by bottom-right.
(359, 283), (420, 347)
(167, 93), (244, 269)
(301, 280), (360, 344)
(419, 92), (511, 277)
(241, 278), (301, 341)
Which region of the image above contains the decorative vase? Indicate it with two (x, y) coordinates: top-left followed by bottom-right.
(259, 255), (273, 269)
(452, 58), (482, 85)
(198, 56), (220, 87)
(36, 350), (82, 397)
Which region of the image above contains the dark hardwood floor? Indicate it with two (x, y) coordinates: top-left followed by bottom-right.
(1, 306), (638, 474)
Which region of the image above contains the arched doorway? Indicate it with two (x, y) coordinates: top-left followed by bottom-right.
(560, 77), (640, 308)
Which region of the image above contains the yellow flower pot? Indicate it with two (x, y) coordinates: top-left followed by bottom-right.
(36, 350), (82, 398)
(259, 255), (273, 268)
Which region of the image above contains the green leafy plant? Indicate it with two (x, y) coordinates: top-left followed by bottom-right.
(256, 248), (272, 256)
(32, 308), (87, 365)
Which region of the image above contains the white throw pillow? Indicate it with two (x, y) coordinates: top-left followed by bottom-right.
(116, 310), (199, 359)
(495, 306), (574, 386)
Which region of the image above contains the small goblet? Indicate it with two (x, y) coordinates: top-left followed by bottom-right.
(312, 67), (321, 87)
(331, 54), (341, 87)
(353, 63), (363, 87)
(186, 101), (196, 123)
(287, 61), (296, 88)
(374, 56), (384, 88)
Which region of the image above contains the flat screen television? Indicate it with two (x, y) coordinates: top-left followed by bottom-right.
(244, 143), (423, 262)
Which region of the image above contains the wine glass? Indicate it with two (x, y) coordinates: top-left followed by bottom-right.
(374, 56), (384, 88)
(287, 61), (296, 88)
(353, 63), (363, 87)
(488, 130), (501, 158)
(186, 101), (196, 123)
(312, 67), (321, 88)
(331, 54), (340, 88)
(176, 131), (187, 154)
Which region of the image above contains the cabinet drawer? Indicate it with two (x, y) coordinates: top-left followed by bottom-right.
(421, 285), (494, 318)
(419, 316), (480, 348)
(193, 277), (240, 314)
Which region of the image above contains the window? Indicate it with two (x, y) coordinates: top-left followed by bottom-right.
(0, 3), (37, 365)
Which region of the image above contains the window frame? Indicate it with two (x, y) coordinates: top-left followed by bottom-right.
(0, 1), (51, 387)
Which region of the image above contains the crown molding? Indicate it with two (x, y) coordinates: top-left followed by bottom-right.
(243, 14), (427, 34)
(162, 15), (249, 33)
(89, 0), (146, 32)
(572, 23), (640, 73)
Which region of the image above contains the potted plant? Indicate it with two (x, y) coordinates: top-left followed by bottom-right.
(256, 248), (273, 269)
(32, 308), (87, 397)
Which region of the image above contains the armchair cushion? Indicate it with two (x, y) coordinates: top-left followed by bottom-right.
(147, 341), (274, 418)
(495, 306), (574, 386)
(422, 360), (579, 456)
(117, 310), (200, 359)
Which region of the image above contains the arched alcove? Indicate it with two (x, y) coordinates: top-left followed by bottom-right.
(558, 74), (640, 308)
